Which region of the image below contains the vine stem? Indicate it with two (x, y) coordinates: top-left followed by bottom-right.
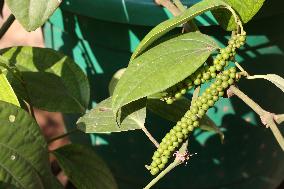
(144, 141), (188, 189)
(48, 128), (79, 144)
(275, 114), (284, 125)
(141, 126), (159, 148)
(154, 0), (181, 16)
(154, 0), (198, 32)
(0, 14), (15, 39)
(229, 86), (284, 151)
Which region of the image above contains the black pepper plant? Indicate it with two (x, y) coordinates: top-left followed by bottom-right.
(0, 0), (283, 189)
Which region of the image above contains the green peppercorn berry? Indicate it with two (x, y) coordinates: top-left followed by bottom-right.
(168, 146), (174, 151)
(181, 117), (187, 123)
(182, 129), (189, 135)
(220, 48), (226, 54)
(225, 47), (232, 53)
(198, 109), (205, 117)
(175, 93), (182, 99)
(201, 97), (208, 104)
(211, 89), (218, 96)
(158, 164), (165, 169)
(185, 111), (192, 118)
(160, 143), (168, 150)
(201, 78), (206, 83)
(161, 156), (168, 164)
(206, 88), (211, 93)
(181, 122), (187, 129)
(222, 75), (230, 81)
(186, 119), (193, 125)
(206, 93), (213, 100)
(191, 114), (198, 121)
(150, 167), (159, 175)
(207, 100), (215, 107)
(203, 73), (211, 80)
(216, 64), (223, 71)
(196, 100), (203, 107)
(194, 78), (201, 85)
(219, 60), (226, 66)
(216, 86), (223, 92)
(187, 125), (194, 131)
(157, 148), (164, 154)
(165, 140), (172, 146)
(218, 91), (225, 97)
(211, 72), (217, 78)
(209, 66), (216, 73)
(180, 88), (187, 95)
(174, 125), (182, 132)
(163, 150), (170, 156)
(202, 104), (209, 111)
(229, 73), (236, 79)
(229, 67), (237, 73)
(151, 162), (158, 168)
(223, 70), (230, 75)
(173, 141), (179, 147)
(191, 107), (198, 114)
(166, 99), (174, 104)
(228, 40), (234, 45)
(210, 83), (217, 89)
(170, 129), (176, 135)
(216, 54), (222, 60)
(176, 132), (184, 139)
(153, 151), (161, 157)
(213, 59), (219, 65)
(155, 158), (162, 164)
(222, 81), (229, 89)
(228, 78), (234, 85)
(213, 95), (219, 102)
(177, 138), (183, 143)
(170, 135), (178, 142)
(193, 121), (199, 127)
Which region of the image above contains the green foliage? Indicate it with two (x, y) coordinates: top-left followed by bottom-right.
(0, 47), (90, 113)
(0, 72), (20, 106)
(53, 144), (118, 189)
(131, 0), (235, 61)
(213, 0), (265, 30)
(77, 97), (146, 133)
(0, 101), (62, 189)
(6, 0), (61, 31)
(112, 32), (219, 116)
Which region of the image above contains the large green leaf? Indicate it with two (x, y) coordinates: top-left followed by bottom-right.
(6, 0), (61, 31)
(0, 101), (62, 189)
(0, 47), (90, 113)
(53, 144), (118, 189)
(131, 0), (236, 61)
(112, 32), (219, 116)
(77, 97), (146, 133)
(213, 0), (265, 31)
(0, 72), (20, 106)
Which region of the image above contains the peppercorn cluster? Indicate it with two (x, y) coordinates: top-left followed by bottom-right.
(148, 67), (237, 175)
(161, 32), (246, 105)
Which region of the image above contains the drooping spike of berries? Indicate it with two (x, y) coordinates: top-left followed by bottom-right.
(148, 67), (238, 175)
(161, 32), (246, 105)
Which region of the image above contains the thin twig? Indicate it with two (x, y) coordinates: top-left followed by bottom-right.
(0, 14), (15, 39)
(154, 0), (198, 32)
(275, 114), (284, 125)
(229, 85), (284, 151)
(144, 141), (188, 189)
(48, 128), (79, 144)
(141, 126), (159, 148)
(155, 0), (181, 16)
